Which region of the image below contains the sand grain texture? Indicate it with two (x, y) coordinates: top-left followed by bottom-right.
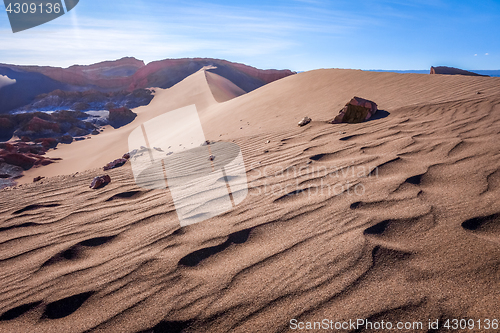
(1, 69), (500, 332)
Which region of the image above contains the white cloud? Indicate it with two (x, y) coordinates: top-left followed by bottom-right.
(0, 2), (371, 68)
(485, 53), (489, 56)
(0, 75), (16, 89)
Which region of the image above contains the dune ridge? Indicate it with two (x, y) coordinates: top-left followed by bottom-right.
(1, 68), (500, 332)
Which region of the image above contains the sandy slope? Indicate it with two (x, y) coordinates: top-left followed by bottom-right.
(1, 69), (500, 332)
(21, 69), (240, 183)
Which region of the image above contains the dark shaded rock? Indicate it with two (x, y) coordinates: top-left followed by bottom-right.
(34, 138), (58, 149)
(0, 142), (16, 152)
(103, 158), (127, 171)
(68, 127), (89, 137)
(33, 176), (44, 182)
(329, 97), (378, 124)
(108, 107), (137, 128)
(122, 153), (130, 159)
(20, 136), (31, 142)
(91, 129), (100, 135)
(60, 135), (73, 144)
(0, 162), (23, 178)
(90, 175), (111, 189)
(430, 66), (489, 77)
(0, 117), (15, 140)
(14, 116), (61, 138)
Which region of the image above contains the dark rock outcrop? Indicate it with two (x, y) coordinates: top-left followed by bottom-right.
(0, 117), (15, 141)
(90, 175), (111, 189)
(330, 97), (378, 124)
(108, 107), (137, 128)
(103, 158), (127, 171)
(0, 162), (23, 179)
(1, 111), (97, 141)
(2, 153), (37, 170)
(430, 66), (489, 77)
(21, 89), (154, 113)
(14, 116), (61, 139)
(59, 135), (73, 144)
(34, 138), (58, 149)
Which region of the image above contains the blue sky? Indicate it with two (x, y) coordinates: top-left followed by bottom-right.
(0, 0), (499, 71)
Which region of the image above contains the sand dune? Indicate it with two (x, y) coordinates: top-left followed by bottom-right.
(1, 69), (500, 332)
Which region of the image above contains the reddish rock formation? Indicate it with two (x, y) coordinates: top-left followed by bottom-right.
(14, 116), (61, 138)
(1, 57), (294, 114)
(3, 57), (294, 93)
(90, 175), (111, 189)
(34, 138), (58, 149)
(11, 57), (145, 90)
(430, 66), (489, 77)
(103, 158), (128, 171)
(2, 153), (37, 170)
(330, 97), (378, 124)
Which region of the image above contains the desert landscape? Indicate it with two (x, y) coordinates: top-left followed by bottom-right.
(0, 58), (499, 332)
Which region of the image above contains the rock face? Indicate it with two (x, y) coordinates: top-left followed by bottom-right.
(90, 175), (111, 189)
(0, 162), (23, 189)
(0, 57), (295, 114)
(1, 111), (97, 141)
(330, 97), (378, 124)
(10, 57), (145, 89)
(108, 107), (137, 128)
(20, 88), (154, 113)
(34, 137), (58, 149)
(0, 140), (61, 188)
(103, 158), (128, 171)
(0, 141), (60, 169)
(430, 66), (489, 77)
(0, 117), (15, 141)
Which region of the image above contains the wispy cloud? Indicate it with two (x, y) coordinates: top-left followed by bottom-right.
(0, 1), (371, 68)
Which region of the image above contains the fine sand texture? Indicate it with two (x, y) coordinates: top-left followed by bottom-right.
(1, 69), (500, 332)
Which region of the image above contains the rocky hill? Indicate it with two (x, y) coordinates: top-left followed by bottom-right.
(0, 58), (295, 113)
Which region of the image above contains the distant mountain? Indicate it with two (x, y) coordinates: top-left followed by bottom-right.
(368, 69), (500, 77)
(0, 57), (295, 114)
